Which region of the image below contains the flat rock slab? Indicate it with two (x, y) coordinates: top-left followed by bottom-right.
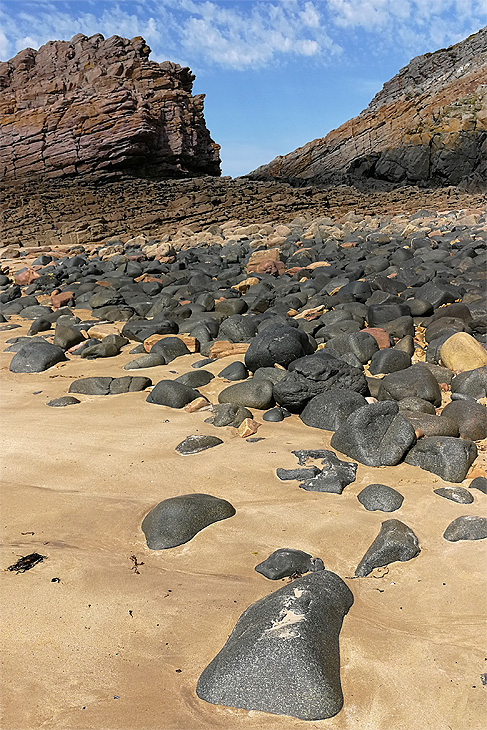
(434, 487), (474, 504)
(47, 396), (80, 407)
(175, 435), (223, 455)
(355, 519), (420, 577)
(69, 376), (151, 395)
(357, 484), (404, 512)
(330, 401), (416, 467)
(405, 436), (477, 483)
(276, 467), (320, 481)
(141, 493), (236, 549)
(298, 452), (358, 494)
(255, 548), (325, 580)
(196, 571), (354, 720)
(443, 516), (487, 541)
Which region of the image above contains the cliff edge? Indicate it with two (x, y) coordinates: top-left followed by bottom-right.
(249, 28), (487, 190)
(0, 33), (221, 182)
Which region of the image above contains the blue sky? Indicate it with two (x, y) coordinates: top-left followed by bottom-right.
(1, 1), (486, 176)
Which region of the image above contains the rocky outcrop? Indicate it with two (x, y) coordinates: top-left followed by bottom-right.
(0, 33), (221, 182)
(249, 28), (487, 190)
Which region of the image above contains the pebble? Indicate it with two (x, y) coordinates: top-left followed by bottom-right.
(443, 516), (487, 542)
(434, 487), (474, 504)
(175, 434), (223, 455)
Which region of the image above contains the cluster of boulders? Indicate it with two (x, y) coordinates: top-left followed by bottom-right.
(2, 204), (487, 719)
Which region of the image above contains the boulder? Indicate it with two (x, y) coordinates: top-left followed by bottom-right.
(255, 549), (325, 580)
(405, 436), (477, 482)
(244, 324), (314, 372)
(196, 571), (354, 720)
(300, 389), (367, 431)
(443, 516), (487, 542)
(357, 484), (404, 512)
(440, 332), (487, 371)
(9, 340), (67, 373)
(355, 519), (420, 577)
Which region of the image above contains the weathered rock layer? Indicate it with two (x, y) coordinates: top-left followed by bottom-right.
(0, 33), (221, 182)
(250, 28), (487, 190)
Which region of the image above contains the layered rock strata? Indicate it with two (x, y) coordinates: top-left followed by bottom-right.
(250, 28), (487, 189)
(0, 33), (221, 182)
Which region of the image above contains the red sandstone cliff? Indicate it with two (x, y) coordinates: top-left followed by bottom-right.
(249, 28), (487, 189)
(0, 33), (221, 182)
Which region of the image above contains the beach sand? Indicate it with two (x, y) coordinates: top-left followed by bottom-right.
(1, 316), (486, 730)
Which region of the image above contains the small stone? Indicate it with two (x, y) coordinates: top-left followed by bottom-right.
(218, 379), (274, 410)
(263, 407), (285, 422)
(469, 476), (487, 494)
(434, 487), (474, 504)
(176, 370), (214, 388)
(255, 549), (325, 580)
(47, 396), (80, 407)
(357, 484), (404, 512)
(238, 418), (260, 438)
(355, 519), (420, 577)
(146, 380), (201, 408)
(175, 435), (223, 455)
(441, 400), (487, 441)
(218, 361), (249, 381)
(443, 516), (487, 542)
(141, 493), (235, 548)
(184, 397), (211, 413)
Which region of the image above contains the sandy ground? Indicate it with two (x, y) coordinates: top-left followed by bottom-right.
(1, 317), (486, 730)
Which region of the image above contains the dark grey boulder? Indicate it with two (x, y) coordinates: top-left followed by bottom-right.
(451, 366), (487, 400)
(443, 516), (487, 542)
(244, 323), (314, 372)
(69, 376), (113, 395)
(300, 389), (367, 431)
(47, 396), (80, 407)
(298, 452), (357, 494)
(357, 484), (404, 512)
(378, 364), (441, 406)
(150, 336), (190, 363)
(398, 397), (436, 414)
(405, 436), (477, 482)
(124, 352), (166, 369)
(196, 570), (354, 720)
(469, 476), (487, 494)
(263, 407), (285, 422)
(28, 317), (51, 336)
(52, 322), (85, 350)
(330, 401), (416, 466)
(141, 493), (235, 549)
(146, 380), (200, 408)
(218, 378), (274, 410)
(218, 361), (249, 381)
(80, 334), (128, 359)
(175, 435), (223, 455)
(400, 411), (459, 437)
(255, 548), (325, 580)
(274, 352), (368, 412)
(69, 376), (151, 395)
(276, 467), (320, 481)
(210, 403), (253, 427)
(441, 400), (487, 441)
(109, 376), (151, 394)
(121, 318), (178, 342)
(176, 370), (214, 388)
(9, 340), (67, 373)
(434, 487), (474, 504)
(252, 366), (288, 385)
(324, 331), (379, 364)
(355, 519), (420, 577)
(368, 349), (411, 375)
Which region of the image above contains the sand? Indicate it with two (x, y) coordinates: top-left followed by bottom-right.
(1, 316), (486, 730)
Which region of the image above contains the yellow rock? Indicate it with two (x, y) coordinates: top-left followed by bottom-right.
(440, 332), (487, 372)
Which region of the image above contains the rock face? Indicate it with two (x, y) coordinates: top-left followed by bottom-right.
(0, 33), (221, 183)
(250, 28), (487, 189)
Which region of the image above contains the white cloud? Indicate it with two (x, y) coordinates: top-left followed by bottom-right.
(0, 0), (485, 67)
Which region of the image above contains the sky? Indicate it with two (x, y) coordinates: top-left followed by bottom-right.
(1, 1), (486, 176)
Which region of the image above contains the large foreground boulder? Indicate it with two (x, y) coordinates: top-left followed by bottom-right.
(196, 570), (353, 720)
